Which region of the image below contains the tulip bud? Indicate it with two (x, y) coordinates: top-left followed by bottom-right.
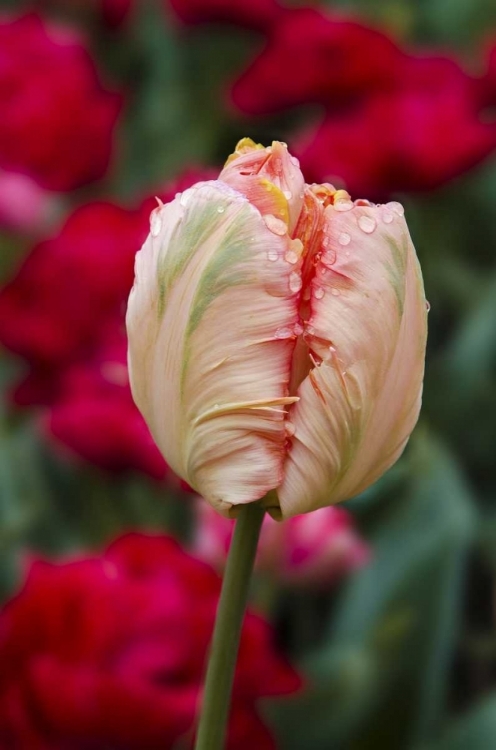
(126, 140), (427, 519)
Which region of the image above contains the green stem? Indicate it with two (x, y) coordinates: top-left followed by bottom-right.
(194, 502), (265, 750)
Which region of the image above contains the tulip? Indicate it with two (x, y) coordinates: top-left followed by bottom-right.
(126, 138), (427, 520)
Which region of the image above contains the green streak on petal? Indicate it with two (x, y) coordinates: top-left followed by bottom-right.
(385, 235), (408, 316)
(157, 200), (221, 319)
(181, 205), (255, 389)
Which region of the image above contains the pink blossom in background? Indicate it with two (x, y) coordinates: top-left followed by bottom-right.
(0, 171), (55, 235)
(0, 169), (214, 478)
(194, 500), (370, 588)
(0, 533), (302, 749)
(231, 8), (406, 114)
(168, 0), (282, 32)
(0, 13), (122, 191)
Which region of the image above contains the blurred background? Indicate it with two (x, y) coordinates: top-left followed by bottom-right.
(0, 0), (496, 748)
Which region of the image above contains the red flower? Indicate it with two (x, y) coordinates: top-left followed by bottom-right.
(45, 328), (168, 478)
(0, 533), (302, 749)
(0, 14), (122, 191)
(0, 202), (141, 367)
(296, 55), (496, 196)
(168, 0), (282, 32)
(231, 8), (405, 114)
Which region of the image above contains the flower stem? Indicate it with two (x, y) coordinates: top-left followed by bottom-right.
(194, 501), (265, 750)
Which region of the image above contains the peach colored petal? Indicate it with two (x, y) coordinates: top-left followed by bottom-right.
(220, 140), (305, 234)
(277, 201), (427, 518)
(126, 180), (302, 516)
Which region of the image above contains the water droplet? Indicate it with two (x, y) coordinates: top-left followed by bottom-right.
(180, 192), (189, 207)
(284, 250), (298, 264)
(358, 215), (376, 234)
(338, 232), (351, 246)
(289, 271), (302, 293)
(382, 209), (394, 224)
(345, 251), (350, 257)
(314, 286), (325, 299)
(425, 300), (431, 312)
(329, 345), (337, 353)
(267, 249), (279, 262)
(275, 326), (293, 339)
(388, 201), (405, 217)
(284, 421), (296, 437)
(334, 200), (354, 212)
(322, 235), (331, 249)
(263, 214), (287, 236)
(150, 210), (162, 237)
(283, 190), (292, 200)
(293, 322), (304, 336)
(217, 205), (225, 214)
(319, 266), (328, 276)
(331, 288), (340, 297)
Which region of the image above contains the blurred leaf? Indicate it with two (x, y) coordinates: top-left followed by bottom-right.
(269, 431), (477, 750)
(431, 692), (496, 750)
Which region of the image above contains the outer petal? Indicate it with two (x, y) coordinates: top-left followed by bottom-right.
(277, 202), (427, 518)
(126, 181), (301, 515)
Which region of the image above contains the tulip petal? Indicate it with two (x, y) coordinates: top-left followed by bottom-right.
(127, 181), (301, 515)
(277, 202), (427, 518)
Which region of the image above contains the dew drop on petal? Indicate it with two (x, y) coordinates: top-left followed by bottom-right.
(293, 322), (304, 336)
(150, 210), (162, 237)
(425, 300), (431, 312)
(217, 205), (225, 213)
(267, 249), (279, 262)
(382, 209), (394, 224)
(314, 286), (325, 299)
(338, 232), (351, 246)
(358, 215), (376, 234)
(275, 326), (293, 339)
(283, 190), (293, 200)
(331, 288), (340, 297)
(289, 271), (302, 293)
(334, 200), (354, 212)
(180, 192), (189, 207)
(285, 250), (299, 264)
(263, 214), (287, 236)
(388, 201), (405, 217)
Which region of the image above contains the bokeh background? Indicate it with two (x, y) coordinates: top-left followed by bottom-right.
(0, 0), (496, 748)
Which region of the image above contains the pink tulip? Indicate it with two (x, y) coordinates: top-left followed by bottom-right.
(193, 499), (370, 587)
(126, 139), (427, 519)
